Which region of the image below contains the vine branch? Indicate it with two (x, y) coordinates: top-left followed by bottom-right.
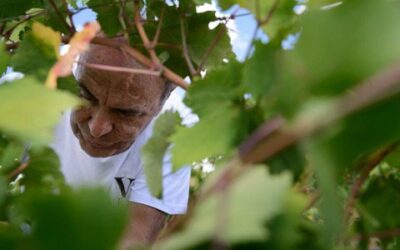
(343, 143), (399, 223)
(133, 0), (160, 66)
(48, 0), (73, 34)
(179, 14), (197, 76)
(201, 62), (400, 199)
(77, 61), (162, 76)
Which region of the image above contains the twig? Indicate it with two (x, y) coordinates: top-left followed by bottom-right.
(244, 0), (279, 59)
(197, 6), (240, 72)
(179, 14), (197, 76)
(201, 62), (400, 198)
(77, 61), (162, 76)
(343, 143), (399, 223)
(3, 11), (46, 40)
(197, 24), (226, 72)
(259, 0), (280, 26)
(88, 36), (189, 89)
(118, 0), (130, 39)
(354, 228), (400, 241)
(133, 0), (160, 65)
(152, 5), (165, 46)
(48, 0), (73, 34)
(304, 190), (321, 211)
(61, 0), (76, 33)
(244, 22), (260, 59)
(7, 162), (29, 180)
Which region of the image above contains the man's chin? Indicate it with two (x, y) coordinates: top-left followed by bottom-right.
(79, 141), (126, 158)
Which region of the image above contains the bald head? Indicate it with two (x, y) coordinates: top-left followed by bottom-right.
(71, 41), (173, 157)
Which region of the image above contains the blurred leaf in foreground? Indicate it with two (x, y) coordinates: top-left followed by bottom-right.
(10, 23), (61, 82)
(142, 111), (182, 198)
(0, 77), (80, 144)
(157, 167), (301, 249)
(17, 187), (128, 250)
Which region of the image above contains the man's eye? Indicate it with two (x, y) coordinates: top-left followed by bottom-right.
(117, 109), (143, 117)
(79, 88), (97, 102)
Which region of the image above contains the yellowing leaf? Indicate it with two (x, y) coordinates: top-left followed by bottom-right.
(32, 22), (61, 59)
(46, 21), (101, 89)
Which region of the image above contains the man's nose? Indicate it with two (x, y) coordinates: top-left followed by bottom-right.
(88, 108), (113, 138)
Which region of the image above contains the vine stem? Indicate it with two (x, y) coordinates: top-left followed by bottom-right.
(179, 14), (197, 76)
(2, 10), (46, 40)
(87, 36), (189, 89)
(77, 61), (162, 76)
(48, 0), (73, 34)
(197, 6), (241, 73)
(245, 0), (280, 59)
(343, 143), (399, 223)
(133, 0), (161, 66)
(61, 0), (76, 33)
(353, 228), (400, 241)
(200, 62), (400, 199)
(7, 162), (29, 180)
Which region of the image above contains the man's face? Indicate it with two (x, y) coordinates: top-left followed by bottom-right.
(71, 46), (166, 157)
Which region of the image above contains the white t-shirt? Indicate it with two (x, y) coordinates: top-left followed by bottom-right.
(51, 111), (190, 215)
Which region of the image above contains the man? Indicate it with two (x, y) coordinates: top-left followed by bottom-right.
(51, 39), (191, 248)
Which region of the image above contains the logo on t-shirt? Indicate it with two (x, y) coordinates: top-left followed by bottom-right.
(114, 177), (135, 198)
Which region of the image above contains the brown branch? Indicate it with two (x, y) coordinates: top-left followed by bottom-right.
(77, 61), (162, 76)
(197, 6), (240, 72)
(3, 10), (46, 40)
(48, 0), (73, 34)
(88, 37), (189, 89)
(354, 228), (400, 241)
(201, 62), (400, 199)
(61, 0), (76, 33)
(197, 24), (226, 72)
(152, 5), (165, 46)
(7, 162), (29, 180)
(259, 0), (280, 26)
(133, 0), (160, 66)
(179, 14), (197, 76)
(343, 143), (399, 223)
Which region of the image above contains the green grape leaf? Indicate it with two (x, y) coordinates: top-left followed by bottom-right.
(219, 0), (297, 39)
(243, 41), (280, 100)
(293, 0), (400, 96)
(0, 77), (80, 144)
(0, 41), (9, 77)
(156, 167), (295, 249)
(57, 75), (79, 95)
(267, 145), (305, 182)
(0, 141), (25, 174)
(0, 175), (6, 207)
(187, 12), (233, 69)
(67, 0), (90, 9)
(88, 0), (122, 36)
(0, 0), (44, 19)
(359, 174), (400, 231)
(141, 111), (182, 198)
(312, 97), (400, 173)
(11, 23), (61, 82)
(22, 146), (65, 190)
(171, 104), (240, 171)
(193, 0), (212, 4)
(17, 187), (128, 250)
(260, 0), (298, 40)
(184, 61), (243, 117)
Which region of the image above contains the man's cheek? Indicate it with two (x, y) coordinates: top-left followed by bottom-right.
(117, 122), (141, 140)
(72, 107), (91, 123)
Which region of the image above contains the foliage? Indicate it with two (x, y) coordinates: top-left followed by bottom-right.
(1, 0), (400, 249)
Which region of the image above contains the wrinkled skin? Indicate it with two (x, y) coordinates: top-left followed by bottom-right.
(72, 44), (166, 157)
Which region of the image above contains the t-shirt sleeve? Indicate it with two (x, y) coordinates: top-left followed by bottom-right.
(128, 153), (191, 215)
